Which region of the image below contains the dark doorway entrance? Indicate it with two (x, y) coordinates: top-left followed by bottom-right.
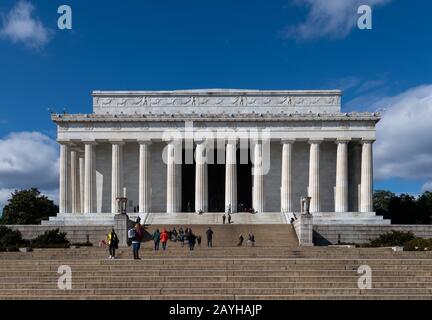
(181, 148), (195, 212)
(208, 150), (225, 212)
(237, 148), (252, 212)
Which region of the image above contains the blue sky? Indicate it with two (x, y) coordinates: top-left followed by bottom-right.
(0, 0), (431, 204)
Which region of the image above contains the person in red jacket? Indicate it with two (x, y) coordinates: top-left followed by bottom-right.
(160, 229), (169, 251)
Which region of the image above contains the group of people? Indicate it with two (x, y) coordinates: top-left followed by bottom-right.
(105, 215), (257, 259)
(151, 227), (214, 251)
(237, 233), (256, 247)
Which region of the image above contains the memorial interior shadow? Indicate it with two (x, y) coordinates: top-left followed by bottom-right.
(208, 151), (225, 212)
(181, 149), (195, 212)
(237, 148), (252, 212)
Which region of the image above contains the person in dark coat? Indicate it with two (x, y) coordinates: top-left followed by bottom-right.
(152, 229), (160, 251)
(188, 232), (196, 251)
(222, 214), (226, 224)
(206, 227), (214, 247)
(237, 234), (244, 246)
(228, 213), (232, 224)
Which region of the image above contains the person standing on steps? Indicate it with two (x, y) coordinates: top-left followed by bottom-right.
(188, 232), (197, 251)
(160, 229), (169, 251)
(228, 213), (232, 224)
(129, 223), (142, 260)
(206, 227), (214, 248)
(152, 229), (160, 251)
(237, 234), (244, 247)
(107, 228), (119, 259)
(222, 214), (226, 225)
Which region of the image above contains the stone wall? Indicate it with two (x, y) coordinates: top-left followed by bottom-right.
(8, 225), (111, 245)
(313, 224), (432, 245)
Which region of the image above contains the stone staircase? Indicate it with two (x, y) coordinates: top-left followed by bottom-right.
(1, 224), (432, 300)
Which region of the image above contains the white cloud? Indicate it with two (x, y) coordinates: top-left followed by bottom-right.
(422, 181), (432, 193)
(373, 85), (432, 186)
(0, 132), (59, 207)
(282, 0), (391, 41)
(0, 1), (52, 48)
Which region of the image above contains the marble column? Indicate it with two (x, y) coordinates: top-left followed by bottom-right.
(176, 141), (182, 212)
(84, 142), (96, 214)
(252, 141), (264, 212)
(225, 140), (237, 213)
(111, 141), (124, 214)
(70, 150), (80, 214)
(166, 141), (177, 213)
(59, 143), (71, 214)
(281, 140), (294, 213)
(335, 140), (349, 212)
(79, 156), (85, 213)
(308, 140), (321, 213)
(139, 141), (151, 213)
(195, 140), (208, 212)
(360, 140), (374, 212)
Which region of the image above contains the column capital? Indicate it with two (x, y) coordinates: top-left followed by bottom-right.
(137, 139), (152, 145)
(82, 140), (98, 145)
(58, 140), (72, 145)
(335, 138), (351, 144)
(226, 138), (238, 145)
(109, 139), (125, 145)
(360, 139), (375, 144)
(194, 138), (207, 144)
(281, 139), (295, 145)
(308, 139), (323, 145)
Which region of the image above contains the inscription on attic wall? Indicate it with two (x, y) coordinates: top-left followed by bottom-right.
(92, 93), (342, 115)
(93, 95), (340, 108)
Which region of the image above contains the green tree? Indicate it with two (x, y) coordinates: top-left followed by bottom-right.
(388, 193), (417, 224)
(0, 188), (58, 225)
(373, 190), (396, 219)
(416, 191), (432, 224)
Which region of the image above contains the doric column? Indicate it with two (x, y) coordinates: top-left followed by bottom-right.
(176, 141), (182, 212)
(59, 142), (71, 214)
(166, 141), (177, 213)
(281, 140), (294, 213)
(79, 155), (85, 213)
(225, 139), (237, 213)
(111, 141), (124, 213)
(195, 140), (208, 212)
(138, 141), (151, 213)
(308, 140), (321, 213)
(360, 140), (374, 212)
(70, 149), (80, 214)
(84, 142), (96, 214)
(335, 140), (349, 212)
(252, 141), (264, 213)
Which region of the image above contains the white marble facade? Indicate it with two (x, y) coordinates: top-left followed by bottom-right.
(54, 89), (379, 218)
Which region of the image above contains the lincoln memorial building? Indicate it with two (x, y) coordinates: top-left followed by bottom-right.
(47, 89), (389, 225)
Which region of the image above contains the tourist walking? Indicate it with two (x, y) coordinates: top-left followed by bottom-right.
(237, 234), (244, 246)
(160, 229), (169, 251)
(152, 229), (160, 251)
(188, 232), (197, 251)
(247, 233), (255, 247)
(228, 213), (232, 224)
(129, 223), (143, 260)
(107, 228), (119, 259)
(222, 214), (226, 224)
(172, 227), (178, 241)
(197, 235), (202, 247)
(206, 227), (214, 247)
